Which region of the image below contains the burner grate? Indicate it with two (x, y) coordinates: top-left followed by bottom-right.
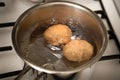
(0, 46), (12, 51)
(0, 70), (21, 79)
(98, 0), (120, 51)
(0, 22), (15, 28)
(0, 2), (5, 7)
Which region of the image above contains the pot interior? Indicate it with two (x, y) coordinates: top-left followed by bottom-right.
(13, 2), (107, 73)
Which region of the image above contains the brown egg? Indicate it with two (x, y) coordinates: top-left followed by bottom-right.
(63, 40), (94, 62)
(44, 24), (72, 45)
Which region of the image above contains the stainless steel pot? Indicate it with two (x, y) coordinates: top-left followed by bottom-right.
(12, 1), (108, 75)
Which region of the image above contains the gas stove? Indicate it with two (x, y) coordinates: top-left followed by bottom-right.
(0, 0), (120, 80)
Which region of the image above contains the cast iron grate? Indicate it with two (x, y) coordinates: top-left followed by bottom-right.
(0, 2), (5, 7)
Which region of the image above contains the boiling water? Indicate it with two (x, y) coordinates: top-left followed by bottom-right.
(20, 19), (95, 71)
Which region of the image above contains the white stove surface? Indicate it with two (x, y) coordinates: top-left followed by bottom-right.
(0, 0), (120, 80)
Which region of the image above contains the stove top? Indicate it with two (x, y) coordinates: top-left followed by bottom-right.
(0, 0), (120, 80)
